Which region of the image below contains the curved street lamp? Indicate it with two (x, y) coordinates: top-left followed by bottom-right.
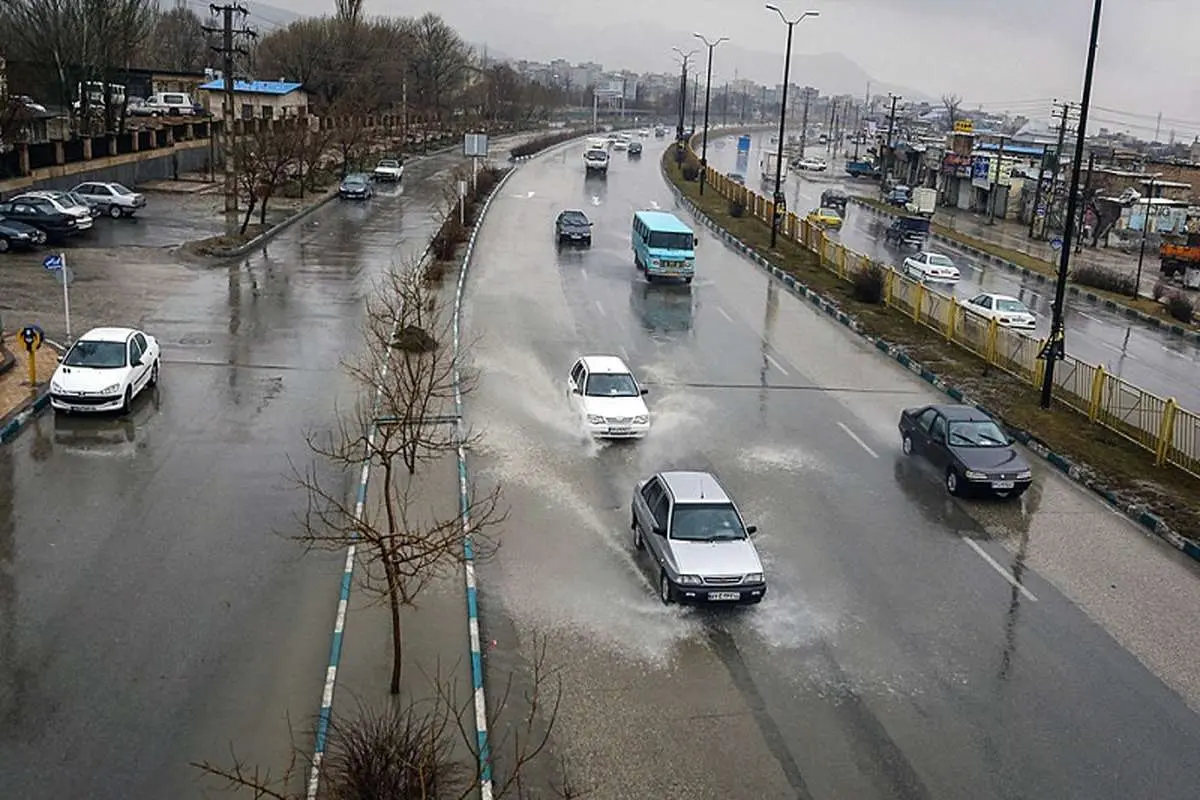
(671, 46), (699, 158)
(694, 32), (729, 195)
(764, 5), (820, 247)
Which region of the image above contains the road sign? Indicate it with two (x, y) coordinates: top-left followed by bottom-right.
(463, 133), (489, 157)
(20, 324), (44, 351)
(1050, 238), (1063, 250)
(43, 252), (73, 341)
(1036, 205), (1047, 217)
(43, 253), (64, 270)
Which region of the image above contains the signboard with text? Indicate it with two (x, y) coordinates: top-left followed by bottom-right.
(953, 119), (974, 134)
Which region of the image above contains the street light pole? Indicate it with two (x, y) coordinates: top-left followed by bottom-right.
(671, 47), (697, 163)
(1040, 0), (1104, 410)
(694, 32), (729, 196)
(1134, 175), (1156, 300)
(765, 5), (820, 248)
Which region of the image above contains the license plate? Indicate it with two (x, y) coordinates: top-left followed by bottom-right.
(609, 426), (630, 433)
(708, 592), (740, 601)
(992, 480), (1015, 489)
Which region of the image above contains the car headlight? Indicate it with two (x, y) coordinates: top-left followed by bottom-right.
(1017, 469), (1032, 480)
(651, 259), (661, 267)
(586, 414), (605, 425)
(676, 575), (703, 585)
(964, 470), (988, 480)
(100, 383), (120, 394)
(51, 381), (63, 392)
(744, 573), (764, 584)
(633, 415), (648, 425)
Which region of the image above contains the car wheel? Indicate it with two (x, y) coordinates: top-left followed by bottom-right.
(684, 276), (693, 285)
(108, 204), (122, 219)
(120, 386), (133, 415)
(148, 359), (159, 387)
(901, 434), (914, 455)
(945, 467), (962, 496)
(0, 237), (9, 253)
(659, 570), (674, 605)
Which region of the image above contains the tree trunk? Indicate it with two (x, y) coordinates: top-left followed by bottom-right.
(382, 461), (405, 695)
(258, 191), (271, 226)
(239, 197), (257, 235)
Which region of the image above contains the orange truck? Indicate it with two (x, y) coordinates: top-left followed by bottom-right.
(1160, 232), (1200, 278)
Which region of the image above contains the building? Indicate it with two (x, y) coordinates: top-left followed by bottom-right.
(197, 79), (308, 122)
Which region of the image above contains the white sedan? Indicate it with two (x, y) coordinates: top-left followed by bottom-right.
(965, 293), (1038, 330)
(50, 327), (160, 414)
(796, 157), (827, 171)
(902, 251), (961, 284)
(70, 182), (147, 217)
(568, 355), (650, 439)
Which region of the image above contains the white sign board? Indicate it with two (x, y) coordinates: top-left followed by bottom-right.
(463, 133), (489, 157)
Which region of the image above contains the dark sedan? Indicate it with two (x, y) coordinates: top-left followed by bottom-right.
(0, 199), (86, 241)
(555, 209), (592, 246)
(338, 173), (374, 200)
(0, 217), (45, 252)
(898, 403), (1033, 498)
(628, 140), (643, 156)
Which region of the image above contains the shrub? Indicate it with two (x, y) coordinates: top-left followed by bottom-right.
(1071, 264), (1137, 295)
(509, 130), (579, 159)
(852, 262), (886, 304)
(1153, 279), (1170, 301)
(729, 199), (745, 218)
(1165, 292), (1195, 323)
(431, 217), (466, 261)
(681, 162), (700, 181)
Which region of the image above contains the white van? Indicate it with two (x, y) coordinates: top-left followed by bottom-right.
(133, 92), (196, 117)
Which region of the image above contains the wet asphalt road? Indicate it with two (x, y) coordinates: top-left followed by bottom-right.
(712, 134), (1200, 411)
(0, 142), (520, 798)
(462, 141), (1200, 798)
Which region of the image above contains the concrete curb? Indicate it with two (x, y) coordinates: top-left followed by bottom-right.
(452, 161), (519, 800)
(849, 198), (1200, 344)
(662, 168), (1199, 561)
(0, 390), (51, 445)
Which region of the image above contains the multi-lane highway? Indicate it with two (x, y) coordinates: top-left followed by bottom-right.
(710, 133), (1200, 410)
(0, 139), (530, 798)
(462, 139), (1200, 798)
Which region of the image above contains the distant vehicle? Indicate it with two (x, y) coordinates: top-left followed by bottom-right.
(130, 92), (195, 116)
(902, 251), (960, 283)
(760, 151), (785, 184)
(628, 140), (643, 156)
(885, 185), (912, 207)
(654, 125), (666, 138)
(339, 173), (374, 200)
(555, 209), (593, 246)
(845, 160), (881, 179)
(795, 156), (827, 171)
(1160, 231), (1200, 280)
(568, 355), (651, 439)
(15, 190), (97, 223)
(632, 210), (696, 284)
(73, 80), (126, 114)
(0, 198), (90, 239)
(586, 137), (610, 150)
(965, 293), (1037, 330)
(583, 146), (610, 174)
(906, 187), (937, 216)
(0, 217), (44, 252)
(820, 188), (849, 213)
(612, 137), (629, 151)
(729, 172), (746, 185)
(898, 404), (1032, 498)
(806, 207), (843, 230)
(885, 215), (930, 249)
(50, 327), (161, 415)
(638, 128), (651, 137)
(372, 158), (404, 182)
(16, 95), (46, 113)
(70, 182), (147, 218)
(630, 470), (766, 605)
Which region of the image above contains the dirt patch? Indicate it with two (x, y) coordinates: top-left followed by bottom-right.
(666, 154), (1200, 540)
(0, 344), (60, 421)
(183, 226), (270, 256)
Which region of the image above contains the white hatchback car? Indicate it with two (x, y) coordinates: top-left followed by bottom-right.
(50, 327), (161, 414)
(965, 293), (1037, 330)
(902, 251), (961, 284)
(568, 355), (650, 438)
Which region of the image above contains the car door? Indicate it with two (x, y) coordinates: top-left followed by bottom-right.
(568, 360), (587, 411)
(925, 413), (951, 468)
(637, 479), (669, 562)
(909, 407), (938, 453)
(969, 294), (993, 319)
(132, 333), (153, 389)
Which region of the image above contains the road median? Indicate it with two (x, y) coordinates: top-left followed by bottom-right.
(661, 146), (1200, 550)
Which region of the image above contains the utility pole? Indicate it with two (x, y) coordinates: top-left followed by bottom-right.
(760, 85), (766, 123)
(988, 136), (1007, 224)
(722, 82), (729, 126)
(740, 88), (747, 124)
(1075, 150), (1096, 253)
(691, 75), (699, 132)
(799, 89), (810, 155)
(884, 93), (901, 182)
(1038, 101), (1076, 240)
(829, 100), (839, 155)
(205, 3), (256, 214)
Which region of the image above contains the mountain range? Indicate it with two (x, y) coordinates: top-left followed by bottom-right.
(244, 2), (929, 102)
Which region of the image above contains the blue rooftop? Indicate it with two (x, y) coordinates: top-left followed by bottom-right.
(198, 79), (303, 95)
(634, 210), (693, 233)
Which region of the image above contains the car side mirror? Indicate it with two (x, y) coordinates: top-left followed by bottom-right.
(746, 525), (758, 535)
(131, 357), (142, 367)
(56, 353), (63, 363)
(652, 524), (666, 536)
(571, 386), (581, 395)
(640, 388), (648, 395)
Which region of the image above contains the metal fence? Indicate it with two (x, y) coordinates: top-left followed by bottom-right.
(699, 165), (1200, 479)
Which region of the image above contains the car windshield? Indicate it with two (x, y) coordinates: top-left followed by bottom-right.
(344, 175), (366, 185)
(585, 149), (607, 158)
(561, 213), (587, 225)
(63, 340), (127, 369)
(110, 183), (134, 195)
(996, 299), (1029, 313)
(584, 372), (638, 397)
(819, 208), (840, 217)
(670, 504), (747, 541)
(648, 231), (693, 250)
(947, 420), (1009, 447)
(927, 255), (954, 267)
(379, 160), (399, 168)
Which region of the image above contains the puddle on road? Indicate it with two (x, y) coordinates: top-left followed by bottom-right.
(736, 444), (826, 474)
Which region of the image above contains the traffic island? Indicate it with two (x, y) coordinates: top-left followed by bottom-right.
(662, 149), (1200, 545)
(0, 344), (59, 443)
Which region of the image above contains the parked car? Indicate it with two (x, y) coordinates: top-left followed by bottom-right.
(0, 198), (89, 239)
(902, 251), (960, 283)
(50, 326), (160, 415)
(14, 190), (98, 224)
(568, 355), (650, 438)
(338, 173), (374, 200)
(965, 293), (1037, 330)
(372, 158), (405, 182)
(630, 470), (766, 605)
(0, 217), (45, 252)
(70, 182), (147, 218)
(130, 92), (195, 116)
(555, 209), (593, 246)
(898, 403), (1032, 498)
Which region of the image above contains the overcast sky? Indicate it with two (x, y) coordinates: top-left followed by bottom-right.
(275, 0), (1200, 140)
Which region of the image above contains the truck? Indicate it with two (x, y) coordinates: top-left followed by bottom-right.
(845, 159), (881, 179)
(583, 146), (610, 174)
(760, 151), (785, 185)
(1160, 231), (1200, 283)
(905, 187), (936, 217)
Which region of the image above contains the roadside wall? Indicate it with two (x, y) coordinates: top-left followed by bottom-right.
(0, 139), (214, 195)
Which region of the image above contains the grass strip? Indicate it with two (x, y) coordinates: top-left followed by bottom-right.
(664, 152), (1200, 540)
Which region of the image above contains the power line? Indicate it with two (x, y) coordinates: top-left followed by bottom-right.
(203, 3), (257, 213)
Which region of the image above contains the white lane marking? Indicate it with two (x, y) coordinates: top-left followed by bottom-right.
(580, 267), (589, 280)
(963, 538), (1039, 602)
(1161, 346), (1193, 360)
(595, 300), (606, 317)
(716, 305), (734, 323)
(835, 422), (879, 458)
(764, 353), (789, 375)
(1077, 311), (1101, 322)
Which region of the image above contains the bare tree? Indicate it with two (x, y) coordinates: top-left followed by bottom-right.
(0, 96), (34, 150)
(407, 12), (473, 126)
(941, 93), (962, 130)
(293, 122), (334, 199)
(229, 120), (301, 234)
(139, 0), (209, 73)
